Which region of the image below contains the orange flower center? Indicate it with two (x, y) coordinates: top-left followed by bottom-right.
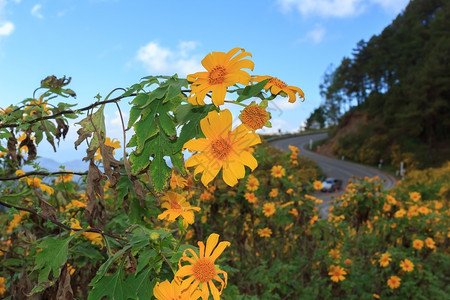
(192, 258), (216, 282)
(169, 200), (182, 210)
(240, 105), (268, 130)
(269, 77), (287, 88)
(210, 138), (232, 160)
(209, 66), (227, 84)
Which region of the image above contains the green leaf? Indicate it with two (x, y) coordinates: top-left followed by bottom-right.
(174, 104), (215, 151)
(88, 259), (135, 300)
(31, 232), (81, 294)
(91, 245), (132, 284)
(236, 78), (270, 102)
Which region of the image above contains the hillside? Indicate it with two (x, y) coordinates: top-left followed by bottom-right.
(308, 0), (450, 169)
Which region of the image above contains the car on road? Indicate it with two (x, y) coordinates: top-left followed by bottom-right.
(321, 178), (343, 192)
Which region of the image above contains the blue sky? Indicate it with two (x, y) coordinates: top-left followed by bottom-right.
(0, 0), (409, 163)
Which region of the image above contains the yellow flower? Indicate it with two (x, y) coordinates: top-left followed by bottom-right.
(288, 145), (299, 153)
(289, 208), (298, 217)
(176, 233), (230, 300)
(383, 203), (391, 212)
(170, 170), (188, 190)
(199, 190), (214, 202)
(94, 137), (120, 161)
(184, 109), (261, 186)
(271, 165), (285, 178)
(386, 194), (397, 205)
(153, 279), (201, 300)
(0, 277), (6, 296)
(400, 258), (414, 272)
(395, 209), (406, 218)
(240, 104), (269, 131)
(263, 202), (276, 217)
(7, 211), (29, 233)
(244, 192), (258, 204)
(252, 75), (304, 103)
(187, 48), (254, 106)
(269, 188), (278, 198)
(328, 265), (347, 282)
(425, 237), (436, 249)
(413, 239), (424, 250)
(65, 199), (87, 211)
(409, 192), (421, 202)
(69, 219), (103, 248)
(309, 215), (319, 225)
(0, 106), (12, 115)
(313, 180), (323, 190)
(387, 275), (401, 289)
(67, 264), (76, 275)
(158, 191), (201, 228)
(344, 259), (352, 266)
(329, 249), (341, 260)
(379, 252), (391, 267)
(418, 206), (430, 215)
(246, 174), (260, 191)
(257, 227), (272, 238)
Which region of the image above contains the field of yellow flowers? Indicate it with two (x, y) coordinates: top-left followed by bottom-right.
(185, 145), (449, 299)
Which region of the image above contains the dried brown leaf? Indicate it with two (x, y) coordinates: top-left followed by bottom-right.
(56, 264), (74, 300)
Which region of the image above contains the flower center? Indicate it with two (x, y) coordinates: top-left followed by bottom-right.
(192, 258), (216, 282)
(209, 66), (227, 85)
(240, 105), (268, 130)
(210, 138), (232, 160)
(269, 77), (287, 88)
(169, 200), (182, 210)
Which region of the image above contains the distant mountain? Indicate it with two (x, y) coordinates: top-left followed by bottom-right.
(23, 157), (89, 172)
(310, 0), (450, 169)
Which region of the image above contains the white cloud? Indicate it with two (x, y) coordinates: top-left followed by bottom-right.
(136, 41), (203, 76)
(370, 0), (408, 15)
(0, 21), (13, 35)
(31, 4), (43, 19)
(277, 0), (408, 18)
(306, 24), (325, 43)
(277, 0), (365, 18)
(257, 118), (299, 135)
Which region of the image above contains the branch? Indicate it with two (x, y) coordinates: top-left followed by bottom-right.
(0, 93), (137, 129)
(0, 171), (88, 182)
(0, 200), (126, 243)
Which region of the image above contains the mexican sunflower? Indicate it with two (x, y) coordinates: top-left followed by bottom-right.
(271, 165), (285, 178)
(176, 233), (230, 300)
(240, 104), (270, 131)
(387, 275), (401, 289)
(252, 75), (305, 103)
(313, 180), (323, 190)
(153, 279), (201, 300)
(187, 48), (254, 106)
(379, 252), (392, 267)
(184, 109), (261, 186)
(328, 265), (347, 282)
(158, 191), (200, 228)
(400, 258), (414, 272)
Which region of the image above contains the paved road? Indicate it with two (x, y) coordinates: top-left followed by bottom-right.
(269, 132), (398, 217)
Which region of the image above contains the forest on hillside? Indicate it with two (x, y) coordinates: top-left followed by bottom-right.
(306, 0), (450, 169)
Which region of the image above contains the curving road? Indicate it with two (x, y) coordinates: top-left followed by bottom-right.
(269, 132), (398, 217)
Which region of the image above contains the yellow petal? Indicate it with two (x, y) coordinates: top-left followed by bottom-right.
(210, 241), (230, 262)
(209, 281), (221, 300)
(205, 233), (219, 258)
(184, 138), (209, 151)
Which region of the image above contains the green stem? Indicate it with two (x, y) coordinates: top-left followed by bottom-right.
(224, 100), (247, 107)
